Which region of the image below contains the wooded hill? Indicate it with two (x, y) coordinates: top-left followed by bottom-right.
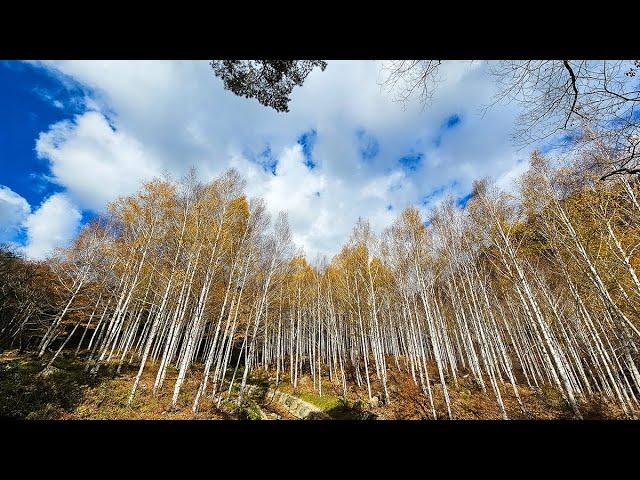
(2, 148), (640, 419)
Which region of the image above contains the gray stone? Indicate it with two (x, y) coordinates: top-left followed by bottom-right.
(40, 366), (61, 378)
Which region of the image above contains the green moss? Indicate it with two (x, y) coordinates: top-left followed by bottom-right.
(297, 391), (341, 411)
(246, 401), (263, 420)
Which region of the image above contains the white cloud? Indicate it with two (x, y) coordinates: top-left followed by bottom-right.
(22, 193), (82, 260)
(496, 158), (531, 192)
(28, 60), (532, 258)
(0, 185), (30, 243)
(35, 111), (159, 211)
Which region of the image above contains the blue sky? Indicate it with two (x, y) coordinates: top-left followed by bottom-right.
(0, 62), (80, 207)
(0, 60), (534, 260)
(0, 62), (89, 251)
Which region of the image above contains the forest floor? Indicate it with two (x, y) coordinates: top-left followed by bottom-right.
(0, 349), (631, 420)
(247, 367), (631, 420)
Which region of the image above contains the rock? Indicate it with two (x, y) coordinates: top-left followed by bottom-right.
(40, 366), (61, 378)
(359, 411), (377, 420)
(259, 387), (324, 420)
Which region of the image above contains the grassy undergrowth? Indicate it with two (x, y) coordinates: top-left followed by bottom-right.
(0, 350), (230, 419)
(0, 350), (119, 419)
(1, 350), (631, 420)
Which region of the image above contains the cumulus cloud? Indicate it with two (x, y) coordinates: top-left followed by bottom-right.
(29, 60), (533, 258)
(22, 193), (81, 260)
(35, 111), (159, 211)
(0, 185), (30, 243)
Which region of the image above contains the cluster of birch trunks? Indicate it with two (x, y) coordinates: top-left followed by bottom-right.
(29, 156), (640, 419)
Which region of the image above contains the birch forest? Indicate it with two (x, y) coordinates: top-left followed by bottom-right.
(2, 148), (640, 420)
